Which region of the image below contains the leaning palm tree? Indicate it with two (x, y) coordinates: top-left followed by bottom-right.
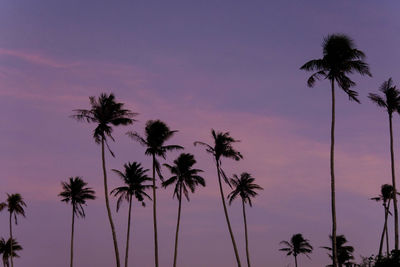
(369, 78), (400, 250)
(194, 129), (243, 267)
(228, 172), (263, 267)
(59, 177), (96, 267)
(0, 238), (22, 267)
(127, 120), (183, 267)
(279, 233), (313, 267)
(162, 153), (205, 267)
(0, 194), (26, 267)
(111, 162), (152, 267)
(301, 34), (371, 266)
(323, 235), (355, 267)
(72, 93), (136, 267)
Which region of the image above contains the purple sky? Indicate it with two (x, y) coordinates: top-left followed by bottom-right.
(1, 1), (400, 266)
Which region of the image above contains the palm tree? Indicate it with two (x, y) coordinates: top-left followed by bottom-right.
(72, 93), (136, 267)
(372, 184), (396, 257)
(194, 129), (243, 267)
(111, 162), (152, 267)
(279, 233), (313, 267)
(0, 238), (22, 267)
(227, 172), (263, 267)
(0, 194), (26, 267)
(127, 120), (183, 267)
(162, 153), (205, 267)
(369, 78), (400, 250)
(300, 34), (371, 266)
(323, 235), (355, 267)
(59, 177), (96, 267)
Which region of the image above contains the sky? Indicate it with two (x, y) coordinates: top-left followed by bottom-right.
(1, 1), (400, 266)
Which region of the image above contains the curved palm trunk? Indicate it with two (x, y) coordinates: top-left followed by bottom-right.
(9, 212), (13, 267)
(242, 200), (251, 267)
(216, 160), (242, 267)
(389, 114), (399, 250)
(70, 206), (75, 267)
(378, 202), (388, 257)
(294, 255), (298, 267)
(101, 138), (121, 267)
(152, 154), (159, 267)
(124, 195), (133, 267)
(173, 184), (183, 267)
(330, 80), (338, 267)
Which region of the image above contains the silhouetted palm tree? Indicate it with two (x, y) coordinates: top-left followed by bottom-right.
(323, 235), (355, 267)
(72, 93), (136, 267)
(0, 238), (22, 267)
(0, 194), (26, 267)
(369, 78), (400, 250)
(111, 162), (152, 267)
(194, 129), (243, 267)
(162, 153), (205, 267)
(279, 233), (313, 267)
(301, 34), (371, 266)
(228, 172), (263, 267)
(372, 184), (396, 257)
(59, 177), (96, 267)
(127, 120), (183, 267)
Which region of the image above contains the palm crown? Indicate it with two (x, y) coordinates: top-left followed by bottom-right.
(323, 235), (354, 266)
(280, 233), (313, 258)
(372, 184), (396, 205)
(0, 194), (26, 225)
(300, 34), (371, 102)
(227, 172), (263, 206)
(369, 78), (400, 116)
(0, 238), (22, 265)
(162, 153), (205, 201)
(111, 162), (152, 209)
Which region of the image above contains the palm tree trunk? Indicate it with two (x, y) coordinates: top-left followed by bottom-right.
(9, 212), (13, 267)
(70, 206), (75, 267)
(330, 79), (338, 267)
(294, 255), (298, 267)
(173, 184), (183, 267)
(386, 199), (391, 255)
(242, 200), (251, 267)
(389, 114), (399, 250)
(152, 154), (159, 267)
(124, 195), (133, 267)
(101, 138), (121, 267)
(216, 160), (242, 267)
(378, 203), (388, 257)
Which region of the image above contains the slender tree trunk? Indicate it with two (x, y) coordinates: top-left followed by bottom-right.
(330, 79), (338, 267)
(124, 195), (133, 267)
(386, 199), (391, 255)
(173, 184), (183, 267)
(152, 154), (159, 267)
(389, 114), (399, 250)
(101, 138), (121, 267)
(216, 160), (242, 267)
(70, 206), (75, 267)
(242, 200), (251, 267)
(378, 202), (388, 257)
(9, 212), (13, 267)
(294, 255), (298, 267)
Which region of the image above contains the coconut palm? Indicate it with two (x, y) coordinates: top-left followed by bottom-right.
(194, 129), (243, 267)
(59, 177), (96, 267)
(111, 162), (152, 267)
(279, 233), (313, 267)
(127, 120), (183, 267)
(372, 184), (397, 257)
(0, 194), (26, 267)
(227, 172), (263, 267)
(300, 34), (371, 266)
(72, 93), (136, 267)
(0, 238), (22, 267)
(323, 235), (355, 267)
(369, 78), (400, 250)
(162, 153), (205, 267)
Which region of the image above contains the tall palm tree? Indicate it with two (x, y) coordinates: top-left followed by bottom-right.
(0, 194), (26, 267)
(0, 238), (22, 267)
(279, 233), (313, 267)
(58, 177), (96, 267)
(300, 34), (371, 266)
(227, 172), (263, 267)
(372, 184), (396, 257)
(323, 235), (355, 267)
(127, 120), (183, 267)
(72, 93), (136, 267)
(111, 162), (152, 267)
(369, 78), (400, 250)
(162, 153), (205, 267)
(194, 129), (243, 267)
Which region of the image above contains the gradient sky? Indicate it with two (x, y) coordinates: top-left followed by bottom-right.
(1, 1), (400, 266)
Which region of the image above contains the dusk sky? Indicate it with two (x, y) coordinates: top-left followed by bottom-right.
(1, 1), (400, 266)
